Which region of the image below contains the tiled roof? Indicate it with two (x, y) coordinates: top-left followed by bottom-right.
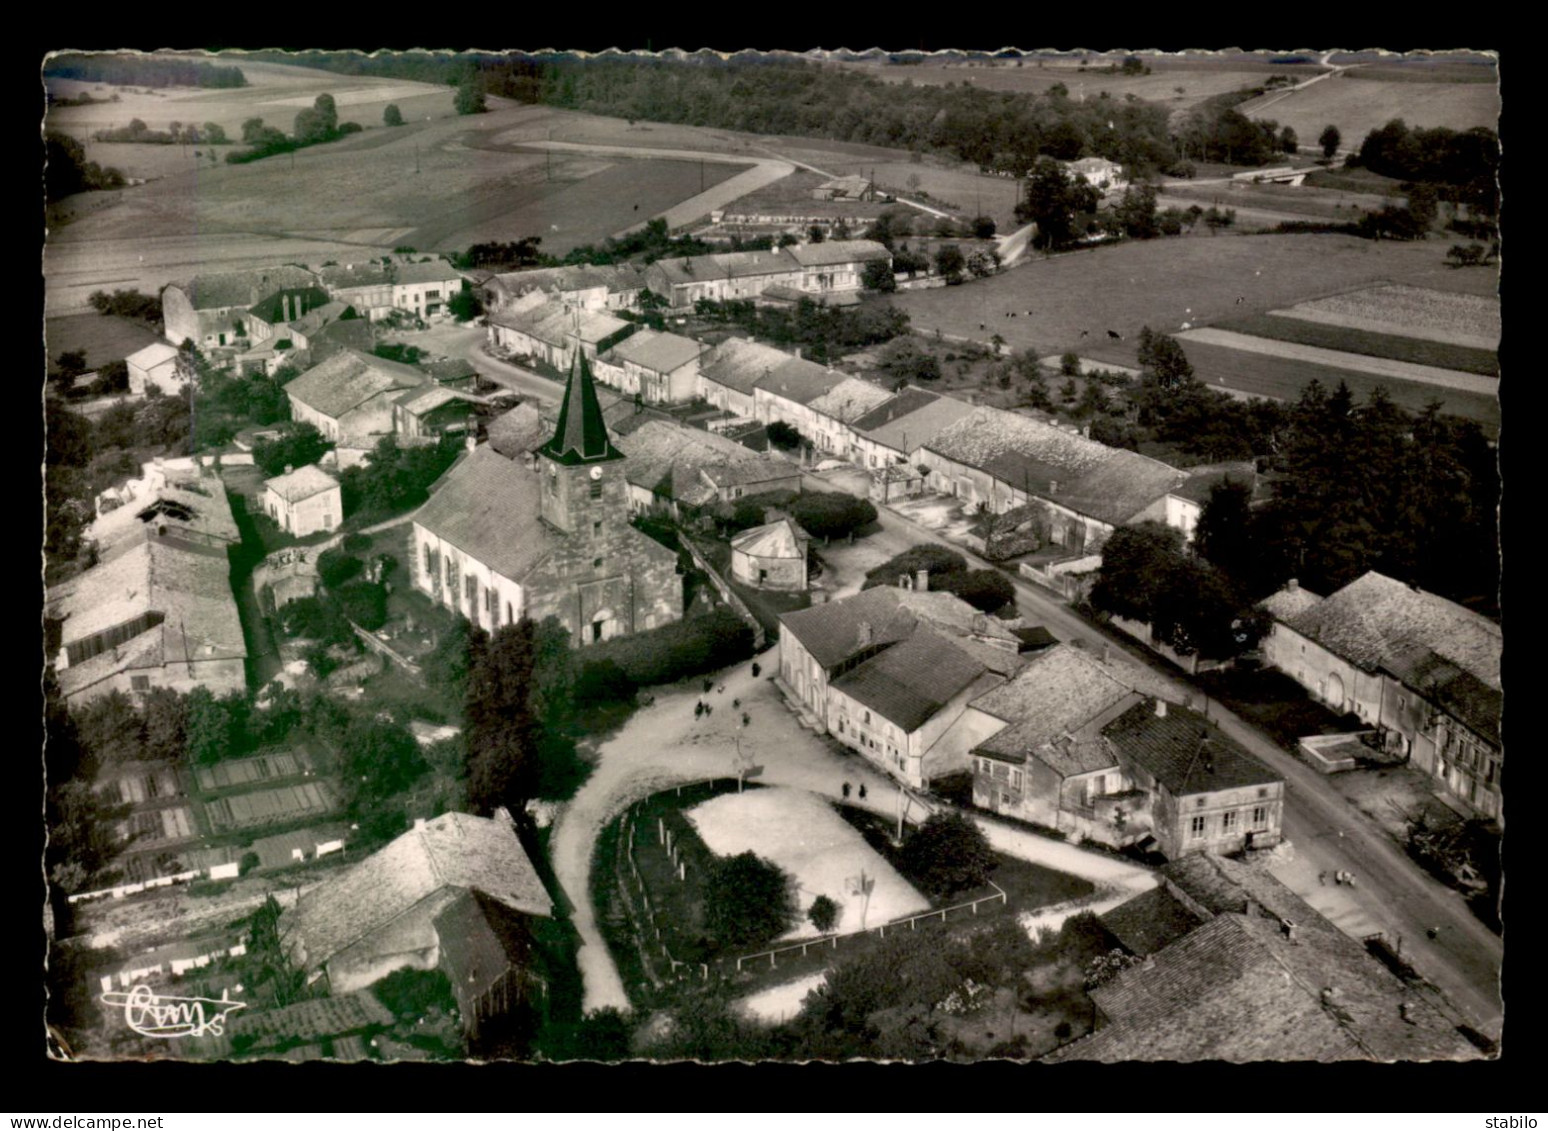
(247, 287), (331, 325)
(288, 301), (351, 336)
(394, 385), (480, 417)
(1261, 582), (1323, 623)
(1386, 645), (1501, 747)
(787, 239), (892, 268)
(601, 328), (703, 374)
(1161, 854), (1325, 930)
(1047, 450), (1186, 526)
(649, 247), (803, 286)
(181, 265), (321, 310)
(1167, 463), (1257, 505)
(283, 812), (552, 974)
(831, 627), (996, 732)
(319, 263), (394, 289)
(88, 482), (240, 555)
(310, 318), (375, 355)
(1103, 701), (1281, 796)
(621, 421), (791, 506)
(698, 337), (796, 397)
(264, 463), (339, 504)
(923, 407), (1114, 487)
(126, 342), (181, 370)
(1099, 883), (1208, 958)
(285, 349), (427, 420)
(434, 889), (540, 1003)
(854, 389), (978, 455)
(809, 376), (894, 420)
(392, 260), (463, 284)
(487, 404), (548, 459)
(489, 263), (645, 299)
(1285, 571), (1501, 691)
(779, 586), (1016, 670)
(756, 356), (844, 407)
(413, 446), (559, 582)
(423, 358), (477, 382)
(731, 518), (807, 561)
(488, 300), (630, 347)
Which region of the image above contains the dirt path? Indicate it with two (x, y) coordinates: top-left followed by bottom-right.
(1177, 327), (1498, 394)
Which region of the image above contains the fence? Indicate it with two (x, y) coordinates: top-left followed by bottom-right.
(679, 536), (766, 650)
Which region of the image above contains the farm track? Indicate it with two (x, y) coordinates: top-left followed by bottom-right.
(1177, 328), (1498, 394)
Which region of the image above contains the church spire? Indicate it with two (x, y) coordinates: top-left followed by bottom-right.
(540, 348), (622, 465)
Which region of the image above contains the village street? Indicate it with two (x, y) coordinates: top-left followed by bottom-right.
(821, 478), (1504, 1039)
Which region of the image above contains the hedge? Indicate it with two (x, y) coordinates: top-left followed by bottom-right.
(578, 608), (754, 692)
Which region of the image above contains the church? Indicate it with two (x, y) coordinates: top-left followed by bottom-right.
(410, 351), (684, 646)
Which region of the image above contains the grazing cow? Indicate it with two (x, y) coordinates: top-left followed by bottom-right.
(1025, 310), (1033, 316)
(1107, 330), (1122, 340)
(979, 323), (986, 330)
(1180, 322), (1192, 331)
(1079, 330), (1090, 338)
(1235, 296), (1244, 305)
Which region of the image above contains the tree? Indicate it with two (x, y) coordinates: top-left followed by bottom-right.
(900, 812), (994, 897)
(1112, 183), (1159, 239)
(202, 121), (228, 145)
(384, 103), (405, 127)
(1279, 126), (1299, 154)
(242, 117), (268, 145)
(1136, 326), (1195, 390)
(1017, 157), (1100, 250)
(313, 93), (338, 134)
(806, 224), (826, 243)
(252, 421), (332, 477)
(447, 282), (483, 322)
(933, 244), (966, 285)
(1446, 243), (1489, 268)
(809, 894), (841, 934)
(765, 420), (804, 451)
(971, 215), (997, 239)
(878, 337), (941, 383)
(787, 491), (877, 542)
(1059, 351), (1082, 377)
(1193, 477), (1266, 594)
(464, 621), (545, 811)
(863, 544), (967, 590)
(1089, 521), (1185, 624)
(861, 258), (897, 293)
(1319, 125), (1341, 160)
(939, 568), (1015, 613)
(704, 852), (796, 949)
(455, 76), (488, 115)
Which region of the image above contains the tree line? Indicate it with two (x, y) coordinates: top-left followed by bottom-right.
(225, 94), (363, 164)
(45, 54), (247, 89)
(44, 133), (126, 202)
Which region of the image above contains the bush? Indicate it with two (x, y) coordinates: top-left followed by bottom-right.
(808, 894), (841, 934)
(277, 596), (354, 646)
(316, 548), (364, 590)
(337, 582), (387, 630)
(705, 852), (797, 949)
(766, 420), (803, 451)
(341, 532), (373, 555)
(900, 812), (995, 897)
(239, 851), (260, 876)
(786, 491), (877, 542)
(573, 657), (639, 706)
(862, 544), (967, 590)
(583, 609), (755, 690)
(373, 967), (457, 1020)
(938, 568), (1015, 613)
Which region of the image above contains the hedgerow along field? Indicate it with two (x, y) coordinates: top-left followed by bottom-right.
(891, 232), (1499, 359)
(1213, 313), (1498, 376)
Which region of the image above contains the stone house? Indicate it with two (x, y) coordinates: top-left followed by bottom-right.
(282, 811), (553, 996)
(125, 342), (185, 396)
(696, 337), (794, 418)
(786, 239), (893, 294)
(318, 260), (467, 321)
(847, 386), (977, 471)
(161, 265), (321, 349)
(1260, 571), (1502, 819)
(484, 263), (646, 314)
(262, 463), (342, 537)
(618, 420), (801, 520)
(486, 300), (633, 373)
(244, 287), (333, 345)
(391, 386), (486, 446)
(592, 328), (705, 405)
(284, 349), (429, 447)
(644, 247), (805, 310)
(410, 352), (683, 647)
(730, 517), (809, 592)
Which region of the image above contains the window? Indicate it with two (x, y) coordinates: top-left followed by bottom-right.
(1252, 806), (1268, 828)
(130, 675), (150, 691)
(863, 711), (871, 724)
(1257, 787), (1269, 799)
(1196, 797), (1206, 808)
(1191, 816), (1207, 839)
(424, 546), (434, 577)
(589, 479), (604, 499)
(1222, 811), (1238, 833)
(593, 557), (603, 569)
(1010, 770), (1022, 790)
(593, 521), (602, 536)
(837, 719), (845, 734)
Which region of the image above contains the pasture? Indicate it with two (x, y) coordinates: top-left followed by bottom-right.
(45, 313), (162, 367)
(891, 232), (1493, 358)
(1158, 180), (1395, 222)
(1241, 68), (1499, 146)
(1212, 313), (1498, 376)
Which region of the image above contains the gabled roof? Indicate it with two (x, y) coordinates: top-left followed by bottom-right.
(779, 586), (1017, 670)
(1167, 462), (1257, 506)
(487, 300), (630, 347)
(601, 328), (703, 374)
(247, 287), (331, 325)
(487, 403), (548, 459)
(755, 356), (844, 406)
(923, 407), (1114, 486)
(393, 260), (463, 284)
(284, 811), (552, 974)
(284, 349), (428, 420)
(853, 388), (978, 454)
(88, 481), (240, 555)
(434, 889), (541, 1003)
(648, 247), (803, 287)
(178, 265), (321, 310)
(394, 385), (482, 418)
(698, 337), (795, 397)
(1047, 449), (1187, 527)
(1261, 582), (1323, 623)
(318, 262), (394, 289)
(264, 463), (339, 504)
(831, 627), (999, 733)
(1099, 883), (1208, 958)
(808, 376), (894, 420)
(786, 239), (892, 268)
(539, 351), (623, 466)
(413, 446), (559, 582)
(288, 301), (351, 337)
(126, 342), (181, 371)
(422, 358), (478, 383)
(1284, 571), (1501, 691)
(731, 517), (808, 560)
(489, 263), (645, 299)
(619, 420), (793, 507)
(1103, 701), (1281, 796)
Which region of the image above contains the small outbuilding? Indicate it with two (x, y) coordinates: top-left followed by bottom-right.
(263, 463), (342, 537)
(730, 517), (809, 591)
(125, 342), (185, 395)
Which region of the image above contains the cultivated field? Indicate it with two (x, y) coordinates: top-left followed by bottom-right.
(1241, 67), (1499, 146)
(1176, 328), (1498, 395)
(1212, 313), (1498, 376)
(202, 780), (340, 833)
(687, 787), (930, 939)
(44, 313), (162, 367)
(892, 232), (1495, 357)
(1279, 284), (1500, 349)
(1158, 180), (1396, 222)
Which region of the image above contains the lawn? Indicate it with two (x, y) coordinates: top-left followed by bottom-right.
(1174, 338), (1500, 435)
(45, 313), (162, 368)
(891, 232), (1492, 359)
(1213, 313), (1498, 376)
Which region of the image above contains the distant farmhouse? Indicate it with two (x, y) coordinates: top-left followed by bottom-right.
(317, 260), (466, 321)
(410, 352), (683, 647)
(483, 263), (647, 315)
(644, 240), (891, 310)
(1066, 156), (1128, 194)
(1261, 571), (1502, 821)
(592, 328), (706, 405)
(284, 349), (431, 450)
(162, 265), (322, 349)
(812, 174), (876, 202)
(125, 342), (186, 396)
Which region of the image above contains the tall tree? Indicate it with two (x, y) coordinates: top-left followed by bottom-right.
(1319, 124), (1341, 159)
(465, 621), (539, 811)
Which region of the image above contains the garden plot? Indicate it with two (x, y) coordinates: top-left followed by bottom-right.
(1276, 284), (1500, 350)
(687, 788), (929, 939)
(202, 781), (339, 833)
(194, 748), (314, 793)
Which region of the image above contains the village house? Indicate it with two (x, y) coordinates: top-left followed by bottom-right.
(284, 349), (430, 449)
(318, 260), (466, 321)
(391, 386), (487, 446)
(730, 517), (809, 592)
(914, 407), (1187, 553)
(432, 888), (556, 1043)
(410, 352), (684, 646)
(786, 239), (893, 295)
(812, 174), (876, 202)
(1160, 463), (1258, 544)
(1066, 156), (1128, 194)
(805, 375), (896, 456)
(696, 337), (795, 419)
(262, 463), (343, 537)
(420, 358), (479, 391)
(281, 810), (554, 996)
(1046, 854), (1478, 1063)
(777, 583), (1023, 786)
(125, 342), (186, 396)
(644, 247), (806, 311)
(45, 473), (246, 706)
(161, 265), (322, 349)
(483, 263), (646, 314)
(847, 386), (978, 471)
(592, 328), (706, 405)
(1260, 571), (1502, 820)
(616, 420), (802, 519)
(487, 299), (634, 374)
(244, 287), (333, 345)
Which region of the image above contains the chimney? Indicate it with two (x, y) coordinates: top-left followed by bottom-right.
(413, 817), (427, 831)
(915, 569), (928, 592)
(811, 589), (829, 605)
(1244, 898), (1260, 919)
(1049, 480), (1059, 494)
(284, 293), (293, 323)
(284, 464), (294, 475)
(1155, 699), (1167, 718)
(1287, 578), (1299, 591)
(493, 805), (515, 827)
(856, 620), (873, 648)
(465, 414), (479, 453)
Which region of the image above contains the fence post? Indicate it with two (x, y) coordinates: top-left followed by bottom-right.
(737, 957), (744, 972)
(678, 860), (686, 882)
(770, 953), (776, 969)
(658, 818), (664, 845)
(940, 909), (947, 922)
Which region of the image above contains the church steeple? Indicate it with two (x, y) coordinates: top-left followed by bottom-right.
(539, 349), (623, 465)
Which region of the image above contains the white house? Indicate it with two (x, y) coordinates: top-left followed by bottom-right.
(263, 464), (342, 537)
(125, 342), (186, 395)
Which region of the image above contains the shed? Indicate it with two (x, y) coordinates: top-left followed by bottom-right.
(730, 517), (809, 591)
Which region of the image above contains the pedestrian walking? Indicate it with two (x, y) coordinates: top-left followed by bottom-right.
(742, 712), (750, 727)
(1427, 927), (1440, 940)
(1318, 871), (1327, 886)
(859, 783), (867, 800)
(1345, 872), (1356, 889)
(732, 698), (740, 709)
(751, 662), (761, 678)
(695, 701), (704, 719)
(842, 781), (852, 799)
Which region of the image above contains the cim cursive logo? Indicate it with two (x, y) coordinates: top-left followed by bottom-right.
(100, 984), (247, 1038)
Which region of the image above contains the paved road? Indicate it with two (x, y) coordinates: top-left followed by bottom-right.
(816, 478), (1503, 1038)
